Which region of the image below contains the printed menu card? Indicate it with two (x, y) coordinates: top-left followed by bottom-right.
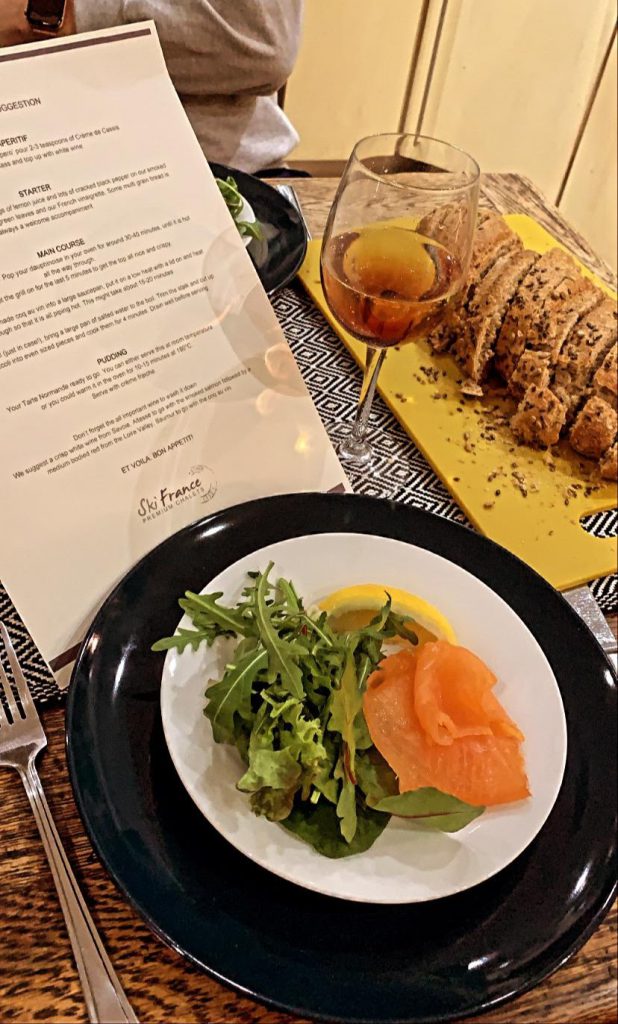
(0, 23), (345, 678)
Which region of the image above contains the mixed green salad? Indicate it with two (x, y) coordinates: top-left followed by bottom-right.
(216, 175), (263, 241)
(154, 566), (482, 858)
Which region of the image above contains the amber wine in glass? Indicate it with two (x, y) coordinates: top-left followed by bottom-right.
(320, 135), (479, 464)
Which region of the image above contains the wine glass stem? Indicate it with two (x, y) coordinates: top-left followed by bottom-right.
(350, 346), (386, 443)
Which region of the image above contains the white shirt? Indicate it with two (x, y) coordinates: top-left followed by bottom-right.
(74, 0), (302, 172)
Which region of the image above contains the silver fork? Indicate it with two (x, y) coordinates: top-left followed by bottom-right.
(0, 622), (138, 1024)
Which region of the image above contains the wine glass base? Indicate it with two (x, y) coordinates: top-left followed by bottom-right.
(338, 433), (374, 465)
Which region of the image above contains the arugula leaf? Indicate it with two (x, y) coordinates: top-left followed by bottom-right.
(372, 787), (484, 832)
(152, 626), (216, 653)
(282, 798), (388, 858)
(182, 591), (253, 637)
(298, 612), (336, 649)
(386, 610), (419, 645)
(216, 176), (244, 217)
(216, 175), (263, 241)
(328, 641), (363, 782)
(334, 753), (357, 842)
(204, 642), (268, 744)
(255, 564), (304, 698)
(277, 577), (302, 614)
(236, 219), (263, 240)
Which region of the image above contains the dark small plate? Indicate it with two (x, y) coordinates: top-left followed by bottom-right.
(210, 162), (308, 294)
(66, 493), (617, 1024)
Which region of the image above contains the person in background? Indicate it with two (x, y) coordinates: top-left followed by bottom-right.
(0, 0), (303, 173)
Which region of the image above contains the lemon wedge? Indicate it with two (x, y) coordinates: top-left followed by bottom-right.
(319, 584), (456, 645)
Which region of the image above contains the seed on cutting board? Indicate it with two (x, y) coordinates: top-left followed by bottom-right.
(483, 501), (495, 510)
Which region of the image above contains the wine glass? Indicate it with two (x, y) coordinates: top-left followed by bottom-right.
(320, 133), (480, 464)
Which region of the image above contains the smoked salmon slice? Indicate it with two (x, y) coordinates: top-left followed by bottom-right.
(363, 643), (529, 806)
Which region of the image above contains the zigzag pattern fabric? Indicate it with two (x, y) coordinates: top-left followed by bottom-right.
(0, 285), (615, 707)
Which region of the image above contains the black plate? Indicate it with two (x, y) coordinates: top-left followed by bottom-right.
(210, 162), (308, 294)
(66, 494), (617, 1024)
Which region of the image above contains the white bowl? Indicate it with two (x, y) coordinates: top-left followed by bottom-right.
(160, 532), (567, 904)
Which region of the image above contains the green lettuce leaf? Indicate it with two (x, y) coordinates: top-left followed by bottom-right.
(282, 799), (388, 858)
(249, 786), (296, 821)
(237, 748), (301, 795)
(355, 749), (398, 804)
(278, 703), (327, 771)
(372, 787), (484, 832)
(236, 693), (328, 820)
(312, 734), (339, 804)
(353, 709), (374, 751)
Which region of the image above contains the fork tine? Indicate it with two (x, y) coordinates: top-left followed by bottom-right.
(0, 664), (9, 727)
(0, 623), (37, 719)
(0, 654), (21, 722)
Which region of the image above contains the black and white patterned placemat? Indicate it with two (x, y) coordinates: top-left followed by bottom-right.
(1, 283), (616, 707)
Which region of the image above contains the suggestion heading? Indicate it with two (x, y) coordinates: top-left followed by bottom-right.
(0, 97), (42, 114)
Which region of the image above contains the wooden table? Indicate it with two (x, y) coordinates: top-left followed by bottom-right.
(1, 174), (616, 1024)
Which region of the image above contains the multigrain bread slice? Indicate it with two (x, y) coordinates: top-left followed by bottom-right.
(494, 252), (557, 382)
(508, 275), (602, 398)
(567, 332), (618, 464)
(600, 442), (618, 480)
(495, 249), (587, 384)
(508, 351), (552, 392)
(451, 249), (538, 383)
(569, 396), (617, 460)
(427, 212), (521, 353)
(467, 211), (521, 272)
(592, 344), (617, 409)
(510, 384), (568, 447)
(417, 202), (475, 255)
(552, 298), (617, 420)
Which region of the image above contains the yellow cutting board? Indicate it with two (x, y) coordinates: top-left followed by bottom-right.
(298, 214), (617, 591)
